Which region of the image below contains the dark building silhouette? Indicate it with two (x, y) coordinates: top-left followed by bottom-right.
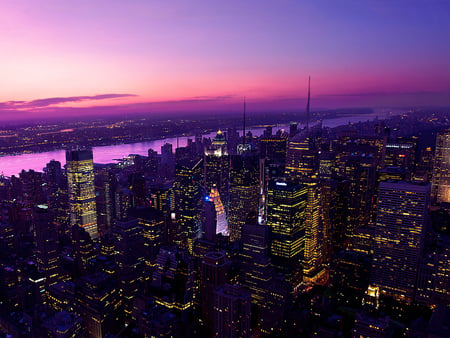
(214, 284), (251, 338)
(200, 251), (229, 332)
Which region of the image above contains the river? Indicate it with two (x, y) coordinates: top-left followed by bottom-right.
(0, 112), (386, 177)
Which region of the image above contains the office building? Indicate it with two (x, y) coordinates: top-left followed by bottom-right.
(207, 187), (229, 236)
(200, 251), (229, 331)
(266, 180), (307, 284)
(228, 152), (259, 241)
(41, 311), (85, 338)
(34, 205), (61, 290)
(173, 157), (203, 252)
(214, 284), (251, 338)
(303, 182), (326, 284)
(151, 246), (195, 311)
(431, 129), (450, 204)
(204, 130), (230, 212)
(285, 126), (321, 182)
(240, 223), (272, 304)
(66, 149), (98, 239)
(76, 272), (121, 337)
(370, 181), (430, 303)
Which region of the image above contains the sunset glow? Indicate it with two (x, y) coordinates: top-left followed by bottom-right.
(1, 0), (450, 121)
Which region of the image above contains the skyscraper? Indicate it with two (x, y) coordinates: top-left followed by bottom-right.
(214, 284), (251, 338)
(303, 182), (326, 284)
(113, 219), (145, 321)
(151, 247), (195, 311)
(266, 180), (307, 284)
(34, 205), (61, 289)
(240, 223), (272, 305)
(66, 149), (98, 239)
(370, 181), (430, 303)
(228, 152), (259, 241)
(285, 127), (320, 182)
(173, 157), (203, 252)
(204, 130), (230, 212)
(201, 251), (229, 331)
(240, 223), (287, 335)
(431, 129), (450, 205)
(207, 187), (229, 236)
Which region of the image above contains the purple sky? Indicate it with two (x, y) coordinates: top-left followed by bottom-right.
(1, 0), (449, 121)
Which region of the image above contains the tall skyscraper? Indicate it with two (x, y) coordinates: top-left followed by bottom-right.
(34, 205), (61, 289)
(66, 149), (98, 239)
(173, 157), (203, 252)
(285, 127), (320, 182)
(228, 152), (259, 241)
(240, 223), (272, 305)
(113, 219), (145, 321)
(207, 187), (229, 236)
(204, 130), (229, 211)
(266, 180), (307, 284)
(259, 134), (288, 224)
(45, 159), (68, 235)
(370, 181), (430, 303)
(200, 251), (229, 331)
(95, 168), (114, 236)
(160, 142), (175, 179)
(240, 222), (287, 335)
(431, 129), (450, 204)
(303, 182), (326, 284)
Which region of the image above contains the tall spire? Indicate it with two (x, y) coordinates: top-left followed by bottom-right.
(306, 76), (311, 130)
(243, 97), (246, 146)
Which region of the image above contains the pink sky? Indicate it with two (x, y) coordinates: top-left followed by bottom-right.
(1, 1), (449, 121)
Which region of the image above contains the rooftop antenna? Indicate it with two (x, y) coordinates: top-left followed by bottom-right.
(306, 76), (311, 130)
(243, 97), (246, 146)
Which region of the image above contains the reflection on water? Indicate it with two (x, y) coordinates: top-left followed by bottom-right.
(0, 113), (384, 177)
(0, 128), (267, 177)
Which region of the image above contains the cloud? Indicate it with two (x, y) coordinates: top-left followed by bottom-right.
(0, 94), (240, 121)
(191, 95), (235, 101)
(0, 93), (137, 110)
(0, 94), (234, 112)
(147, 95), (236, 105)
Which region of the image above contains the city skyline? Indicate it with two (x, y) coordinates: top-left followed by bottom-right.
(0, 102), (449, 336)
(1, 0), (450, 121)
(1, 2), (450, 336)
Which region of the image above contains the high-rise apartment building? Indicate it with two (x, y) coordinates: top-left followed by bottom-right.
(370, 181), (430, 303)
(66, 149), (98, 239)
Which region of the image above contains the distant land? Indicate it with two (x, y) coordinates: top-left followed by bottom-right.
(1, 107), (448, 157)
